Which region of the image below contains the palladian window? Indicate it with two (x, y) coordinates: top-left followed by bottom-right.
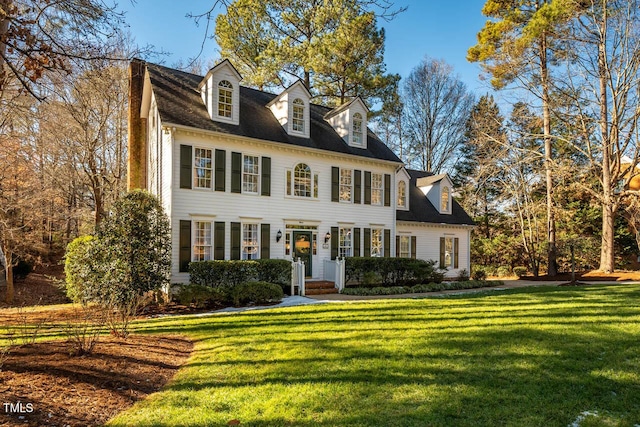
(218, 80), (233, 118)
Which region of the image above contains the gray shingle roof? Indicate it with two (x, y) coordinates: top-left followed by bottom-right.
(397, 170), (476, 226)
(145, 62), (402, 163)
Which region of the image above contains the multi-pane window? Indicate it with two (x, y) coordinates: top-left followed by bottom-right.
(218, 80), (233, 118)
(441, 186), (450, 212)
(352, 113), (363, 145)
(371, 173), (383, 205)
(443, 237), (453, 267)
(194, 221), (212, 261)
(339, 228), (352, 258)
(292, 98), (305, 132)
(339, 169), (352, 202)
(194, 148), (212, 188)
(399, 235), (411, 258)
(397, 181), (407, 208)
(242, 223), (259, 260)
(243, 155), (259, 194)
(371, 228), (383, 257)
(294, 163), (312, 197)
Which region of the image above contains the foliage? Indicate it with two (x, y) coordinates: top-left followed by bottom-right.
(176, 284), (226, 308)
(496, 266), (512, 278)
(344, 257), (443, 286)
(341, 280), (504, 296)
(255, 259), (291, 289)
(64, 235), (99, 303)
(64, 305), (105, 356)
(471, 268), (487, 281)
(455, 269), (470, 282)
(513, 267), (528, 278)
(229, 281), (284, 307)
(189, 260), (259, 290)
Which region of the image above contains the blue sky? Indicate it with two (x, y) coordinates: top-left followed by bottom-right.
(122, 0), (492, 95)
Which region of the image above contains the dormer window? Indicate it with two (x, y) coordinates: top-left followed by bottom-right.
(441, 186), (450, 212)
(292, 98), (305, 133)
(218, 80), (233, 118)
(352, 113), (363, 146)
(397, 181), (406, 208)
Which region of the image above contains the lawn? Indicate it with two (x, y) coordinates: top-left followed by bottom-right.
(102, 284), (640, 427)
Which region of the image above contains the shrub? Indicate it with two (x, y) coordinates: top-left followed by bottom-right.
(230, 281), (284, 306)
(176, 284), (225, 308)
(190, 260), (259, 290)
(456, 269), (470, 282)
(471, 268), (487, 281)
(255, 259), (291, 288)
(513, 266), (528, 278)
(345, 258), (443, 286)
(496, 266), (512, 277)
(342, 280), (505, 296)
(64, 235), (100, 303)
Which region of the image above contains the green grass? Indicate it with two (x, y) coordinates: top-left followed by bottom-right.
(104, 284), (640, 426)
(7, 284), (640, 426)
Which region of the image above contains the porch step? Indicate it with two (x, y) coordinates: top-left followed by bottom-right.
(304, 280), (337, 295)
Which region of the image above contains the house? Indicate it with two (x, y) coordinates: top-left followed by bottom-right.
(127, 59), (475, 284)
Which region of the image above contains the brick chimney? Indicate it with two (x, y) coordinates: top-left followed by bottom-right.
(127, 59), (147, 190)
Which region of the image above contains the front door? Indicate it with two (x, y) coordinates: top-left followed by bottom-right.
(293, 231), (312, 277)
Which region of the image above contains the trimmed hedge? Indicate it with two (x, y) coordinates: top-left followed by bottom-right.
(345, 257), (444, 286)
(341, 280), (505, 296)
(189, 259), (292, 290)
(176, 284), (225, 308)
(230, 281), (284, 306)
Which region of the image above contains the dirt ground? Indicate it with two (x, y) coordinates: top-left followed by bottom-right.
(0, 264), (69, 309)
(0, 335), (193, 427)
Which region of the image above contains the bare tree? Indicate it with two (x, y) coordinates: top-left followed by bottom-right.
(402, 57), (474, 173)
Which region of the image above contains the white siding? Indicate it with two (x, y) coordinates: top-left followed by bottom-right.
(168, 131), (398, 283)
(201, 62), (241, 125)
(396, 222), (472, 279)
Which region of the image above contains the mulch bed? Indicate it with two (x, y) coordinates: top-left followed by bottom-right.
(0, 335), (193, 427)
(0, 264), (69, 309)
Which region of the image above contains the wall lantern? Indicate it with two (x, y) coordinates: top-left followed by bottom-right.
(276, 229), (283, 242)
(324, 231), (331, 244)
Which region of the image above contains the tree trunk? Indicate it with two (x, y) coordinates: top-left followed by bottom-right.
(540, 34), (557, 276)
(4, 251), (13, 304)
(600, 199), (616, 272)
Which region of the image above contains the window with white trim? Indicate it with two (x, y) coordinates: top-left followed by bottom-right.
(242, 155), (259, 194)
(218, 80), (233, 118)
(352, 112), (363, 146)
(340, 169), (352, 202)
(194, 148), (212, 189)
(371, 228), (383, 257)
(292, 98), (305, 132)
(371, 173), (383, 205)
(444, 237), (453, 268)
(339, 228), (352, 258)
(242, 223), (259, 260)
(286, 163), (318, 199)
(441, 186), (450, 212)
(193, 221), (212, 261)
(397, 181), (407, 208)
(399, 235), (411, 258)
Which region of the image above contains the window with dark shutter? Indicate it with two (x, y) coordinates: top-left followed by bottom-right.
(261, 224), (270, 259)
(354, 170), (362, 204)
(384, 229), (390, 257)
(364, 228), (371, 257)
(439, 237), (445, 268)
(411, 236), (417, 259)
(214, 222), (225, 259)
(364, 171), (371, 205)
(396, 236), (400, 257)
(215, 149), (226, 192)
(231, 152), (241, 193)
(179, 220), (191, 272)
(261, 157), (271, 196)
(331, 226), (339, 260)
(180, 145), (192, 189)
(454, 238), (459, 269)
(384, 174), (391, 206)
(331, 167), (339, 202)
(230, 222), (241, 260)
(353, 228), (361, 257)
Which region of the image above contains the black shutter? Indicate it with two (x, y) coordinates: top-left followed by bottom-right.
(384, 174), (391, 206)
(231, 152), (242, 193)
(231, 222), (241, 260)
(214, 222), (225, 260)
(353, 228), (361, 257)
(396, 236), (400, 257)
(364, 228), (371, 257)
(331, 167), (339, 202)
(331, 226), (339, 260)
(439, 237), (445, 268)
(179, 220), (191, 272)
(180, 145), (192, 189)
(364, 171), (371, 205)
(354, 170), (362, 204)
(411, 236), (417, 259)
(261, 157), (271, 196)
(384, 229), (390, 257)
(215, 149), (226, 192)
(454, 238), (460, 269)
(261, 224), (270, 259)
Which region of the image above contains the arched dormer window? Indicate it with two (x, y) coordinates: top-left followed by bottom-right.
(218, 80), (233, 118)
(294, 163), (311, 197)
(441, 186), (450, 212)
(292, 98), (305, 132)
(397, 181), (407, 208)
(352, 112), (363, 146)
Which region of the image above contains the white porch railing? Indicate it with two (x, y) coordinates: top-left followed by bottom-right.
(323, 258), (346, 293)
(291, 258), (306, 296)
